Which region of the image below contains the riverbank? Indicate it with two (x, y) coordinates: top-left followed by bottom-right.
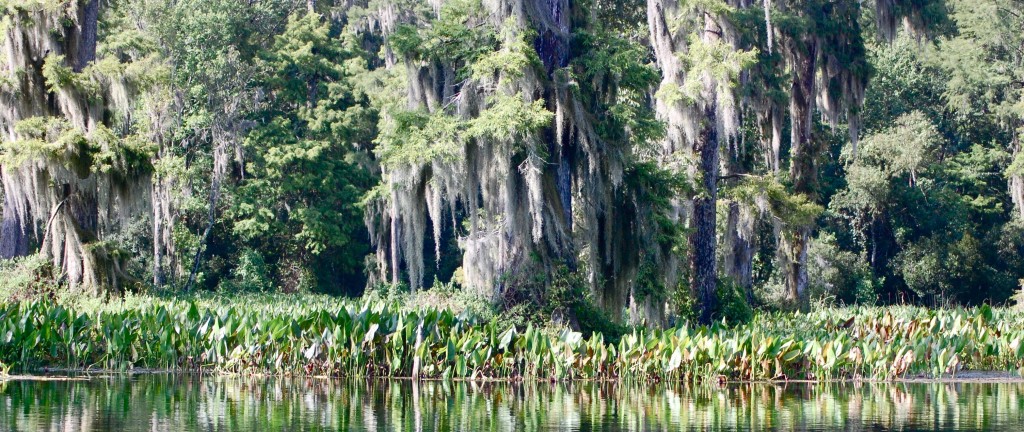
(2, 293), (1023, 382)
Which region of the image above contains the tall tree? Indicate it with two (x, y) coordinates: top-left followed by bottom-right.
(648, 0), (755, 323)
(773, 0), (870, 310)
(231, 12), (377, 291)
(363, 0), (668, 322)
(164, 0), (300, 291)
(932, 0), (1023, 220)
(1, 0), (158, 292)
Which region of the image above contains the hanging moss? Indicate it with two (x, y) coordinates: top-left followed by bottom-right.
(360, 0), (673, 325)
(1, 0), (161, 293)
(725, 175), (823, 228)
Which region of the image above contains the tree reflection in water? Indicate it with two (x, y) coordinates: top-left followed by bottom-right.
(1, 376), (1023, 431)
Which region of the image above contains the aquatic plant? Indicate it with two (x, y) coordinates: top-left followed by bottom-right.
(1, 296), (1023, 382)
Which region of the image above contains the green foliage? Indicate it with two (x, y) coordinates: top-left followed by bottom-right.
(3, 295), (1024, 381)
(219, 249), (272, 293)
(633, 258), (666, 302)
(377, 92), (551, 169)
(626, 161), (694, 243)
(677, 279), (753, 325)
(725, 176), (823, 228)
(41, 55), (99, 94)
(495, 263), (629, 342)
(390, 0), (498, 75)
(676, 34), (758, 105)
(930, 0), (1024, 125)
(470, 21), (540, 81)
(946, 145), (1010, 218)
(546, 264), (630, 342)
(715, 280), (754, 324)
(467, 93), (553, 141)
(1, 117), (154, 178)
(2, 117), (88, 170)
(230, 12), (376, 290)
(807, 233), (880, 305)
(376, 110), (464, 166)
(833, 111), (940, 216)
(814, 17), (1022, 307)
(860, 35), (945, 135)
(0, 255), (59, 303)
(570, 19), (664, 149)
(893, 232), (1017, 305)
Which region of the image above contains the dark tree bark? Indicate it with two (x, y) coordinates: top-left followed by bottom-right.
(784, 230), (810, 310)
(691, 102), (719, 325)
(538, 0), (573, 234)
(556, 144), (573, 232)
(788, 41), (819, 196)
(0, 194), (29, 259)
(76, 0), (100, 72)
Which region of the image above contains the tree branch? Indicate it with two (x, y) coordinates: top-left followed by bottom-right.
(39, 197), (70, 253)
(718, 173), (758, 182)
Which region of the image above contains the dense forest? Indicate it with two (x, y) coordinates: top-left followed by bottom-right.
(1, 0), (1022, 326)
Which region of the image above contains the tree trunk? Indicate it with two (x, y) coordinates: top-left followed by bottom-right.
(724, 202), (756, 304)
(691, 102), (719, 325)
(556, 145), (573, 233)
(788, 41), (818, 195)
(0, 190), (29, 259)
(76, 0), (100, 72)
(185, 175), (220, 291)
(783, 39), (818, 311)
(152, 180), (166, 287)
(539, 0), (574, 237)
(1011, 129), (1024, 220)
(784, 228), (810, 311)
(689, 13), (730, 325)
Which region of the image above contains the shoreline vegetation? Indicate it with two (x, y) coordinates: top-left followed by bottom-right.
(2, 293), (1023, 383)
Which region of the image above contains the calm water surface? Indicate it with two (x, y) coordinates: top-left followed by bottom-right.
(2, 375), (1024, 431)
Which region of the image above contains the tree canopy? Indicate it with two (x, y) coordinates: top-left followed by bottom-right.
(2, 0), (1022, 324)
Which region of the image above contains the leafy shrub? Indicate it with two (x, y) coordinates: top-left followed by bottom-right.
(807, 233), (880, 305)
(676, 279), (753, 325)
(0, 254), (59, 302)
(716, 280), (753, 324)
(220, 249), (272, 292)
(894, 232), (1016, 305)
(493, 263), (629, 342)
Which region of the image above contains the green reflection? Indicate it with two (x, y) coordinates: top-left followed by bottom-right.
(2, 377), (1024, 431)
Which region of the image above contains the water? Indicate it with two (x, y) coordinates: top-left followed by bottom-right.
(2, 376), (1024, 431)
